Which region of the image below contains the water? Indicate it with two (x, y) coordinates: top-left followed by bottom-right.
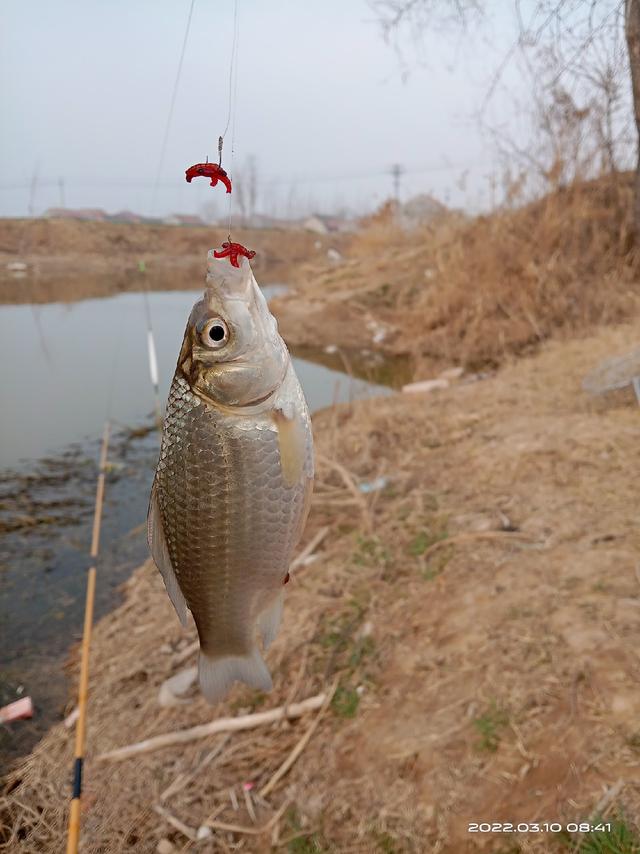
(0, 288), (391, 468)
(0, 286), (396, 765)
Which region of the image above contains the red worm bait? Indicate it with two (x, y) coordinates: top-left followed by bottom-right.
(213, 241), (256, 268)
(185, 162), (232, 193)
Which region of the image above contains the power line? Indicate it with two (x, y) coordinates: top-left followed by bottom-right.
(0, 160), (480, 194)
(225, 0), (240, 238)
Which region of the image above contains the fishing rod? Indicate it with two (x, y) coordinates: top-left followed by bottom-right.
(64, 3), (232, 846)
(66, 420), (110, 854)
(141, 281), (162, 430)
(66, 12), (201, 839)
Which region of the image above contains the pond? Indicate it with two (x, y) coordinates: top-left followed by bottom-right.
(0, 286), (398, 764)
(0, 287), (395, 468)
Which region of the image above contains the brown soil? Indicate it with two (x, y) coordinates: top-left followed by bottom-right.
(2, 316), (640, 852)
(0, 219), (348, 304)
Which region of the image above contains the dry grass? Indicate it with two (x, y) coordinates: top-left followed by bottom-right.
(3, 315), (640, 852)
(273, 173), (640, 375)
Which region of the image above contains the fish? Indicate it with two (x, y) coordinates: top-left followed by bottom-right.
(148, 250), (314, 703)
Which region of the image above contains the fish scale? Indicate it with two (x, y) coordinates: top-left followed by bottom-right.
(148, 255), (313, 703)
(156, 376), (307, 650)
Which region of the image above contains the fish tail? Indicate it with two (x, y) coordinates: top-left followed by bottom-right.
(198, 647), (273, 704)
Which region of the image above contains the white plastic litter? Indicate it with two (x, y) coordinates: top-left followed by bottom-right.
(402, 378), (449, 394)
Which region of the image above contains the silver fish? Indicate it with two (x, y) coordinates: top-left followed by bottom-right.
(148, 251), (314, 703)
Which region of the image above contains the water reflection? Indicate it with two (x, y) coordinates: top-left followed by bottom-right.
(0, 288), (392, 468)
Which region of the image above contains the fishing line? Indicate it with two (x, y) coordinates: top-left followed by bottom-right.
(151, 0), (197, 213)
(144, 0), (198, 428)
(221, 0), (240, 142)
(225, 0), (240, 239)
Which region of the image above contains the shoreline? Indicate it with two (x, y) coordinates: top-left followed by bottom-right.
(4, 317), (640, 851)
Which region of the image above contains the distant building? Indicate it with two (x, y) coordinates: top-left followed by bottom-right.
(400, 194), (448, 225)
(109, 210), (142, 224)
(163, 213), (206, 227)
(44, 207), (108, 222)
(303, 213), (354, 234)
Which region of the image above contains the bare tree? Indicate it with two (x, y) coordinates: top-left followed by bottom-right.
(200, 200), (219, 225)
(373, 0), (640, 234)
(626, 0), (640, 227)
(246, 155), (258, 223)
(233, 155), (259, 227)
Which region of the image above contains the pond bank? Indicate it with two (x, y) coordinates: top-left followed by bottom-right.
(3, 317), (640, 852)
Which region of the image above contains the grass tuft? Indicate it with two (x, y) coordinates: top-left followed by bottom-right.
(577, 817), (640, 854)
(331, 684), (360, 719)
(473, 700), (509, 752)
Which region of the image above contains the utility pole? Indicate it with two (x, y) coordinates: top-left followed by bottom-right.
(389, 163), (404, 202)
(28, 166), (39, 218)
(58, 177), (66, 209)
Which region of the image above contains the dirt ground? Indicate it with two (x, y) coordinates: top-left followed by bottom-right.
(0, 218), (347, 303)
(2, 312), (640, 852)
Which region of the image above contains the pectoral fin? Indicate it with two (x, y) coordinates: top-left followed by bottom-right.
(147, 483), (189, 627)
(273, 409), (306, 487)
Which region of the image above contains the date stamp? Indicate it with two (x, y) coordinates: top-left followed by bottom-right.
(468, 822), (612, 834)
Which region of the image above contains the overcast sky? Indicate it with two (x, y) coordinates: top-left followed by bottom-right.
(1, 0), (521, 220)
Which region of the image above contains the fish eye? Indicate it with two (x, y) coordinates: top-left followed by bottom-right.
(201, 318), (229, 349)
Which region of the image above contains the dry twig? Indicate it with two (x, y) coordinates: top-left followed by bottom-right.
(422, 529), (535, 560)
(316, 452), (372, 532)
(205, 798), (291, 837)
(97, 692), (327, 762)
(153, 803), (198, 841)
(160, 734), (232, 802)
(290, 526), (329, 573)
(260, 676), (339, 799)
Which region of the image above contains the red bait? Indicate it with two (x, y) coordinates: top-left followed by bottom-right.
(213, 241), (256, 268)
(185, 162), (232, 193)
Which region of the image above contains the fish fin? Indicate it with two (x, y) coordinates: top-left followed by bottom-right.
(272, 409), (306, 487)
(295, 475), (315, 547)
(147, 484), (189, 628)
(258, 590), (284, 650)
(158, 666), (198, 708)
(198, 647), (273, 704)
